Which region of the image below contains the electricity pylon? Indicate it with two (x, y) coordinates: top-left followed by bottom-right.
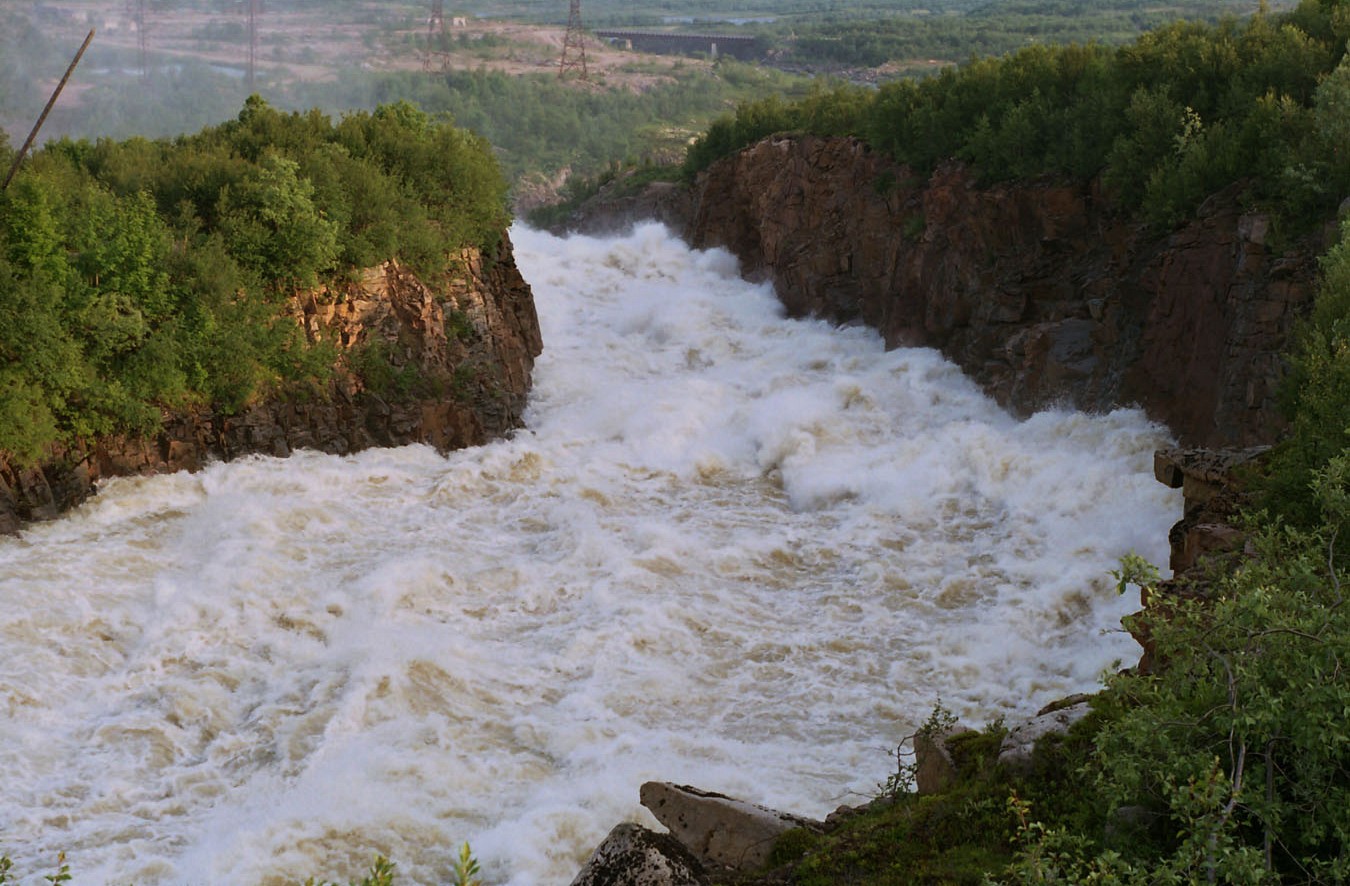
(424, 0), (450, 73)
(246, 0), (260, 92)
(558, 0), (588, 80)
(127, 0), (147, 80)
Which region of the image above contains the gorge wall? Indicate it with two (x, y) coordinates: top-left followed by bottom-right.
(680, 135), (1330, 448)
(0, 233), (542, 535)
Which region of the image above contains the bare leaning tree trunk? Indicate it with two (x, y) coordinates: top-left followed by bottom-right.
(2, 29), (95, 191)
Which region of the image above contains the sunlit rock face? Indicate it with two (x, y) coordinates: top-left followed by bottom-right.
(0, 233), (542, 534)
(684, 133), (1325, 448)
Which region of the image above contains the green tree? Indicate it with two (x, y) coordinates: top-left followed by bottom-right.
(217, 152), (339, 290)
(1263, 215), (1350, 525)
(0, 176), (72, 285)
(1309, 51), (1350, 197)
(73, 188), (173, 320)
(0, 261), (83, 461)
(1092, 457), (1350, 883)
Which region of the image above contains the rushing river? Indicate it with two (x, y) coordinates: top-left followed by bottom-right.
(0, 224), (1177, 885)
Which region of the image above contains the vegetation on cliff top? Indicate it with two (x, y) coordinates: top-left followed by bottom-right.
(686, 0), (1350, 229)
(0, 98), (508, 465)
(290, 62), (811, 188)
(763, 0), (1272, 74)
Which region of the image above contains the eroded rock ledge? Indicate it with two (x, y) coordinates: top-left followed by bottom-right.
(0, 234), (542, 534)
(681, 135), (1328, 448)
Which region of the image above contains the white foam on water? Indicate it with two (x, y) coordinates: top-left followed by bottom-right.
(0, 223), (1177, 884)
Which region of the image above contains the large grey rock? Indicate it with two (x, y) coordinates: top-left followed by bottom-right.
(998, 700), (1092, 772)
(569, 823), (709, 886)
(639, 782), (821, 871)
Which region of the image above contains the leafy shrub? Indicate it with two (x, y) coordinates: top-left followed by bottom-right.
(217, 153), (340, 289)
(0, 97), (510, 464)
(684, 1), (1349, 228)
(348, 337), (421, 402)
(1078, 456), (1350, 883)
(1262, 215), (1350, 525)
(302, 855), (396, 886)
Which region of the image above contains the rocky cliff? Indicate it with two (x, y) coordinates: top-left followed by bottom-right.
(0, 234), (542, 534)
(683, 135), (1330, 448)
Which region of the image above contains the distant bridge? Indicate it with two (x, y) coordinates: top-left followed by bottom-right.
(592, 30), (764, 61)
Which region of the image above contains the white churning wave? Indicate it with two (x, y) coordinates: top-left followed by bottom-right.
(0, 223), (1178, 885)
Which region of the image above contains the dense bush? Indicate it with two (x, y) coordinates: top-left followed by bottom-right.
(0, 98), (510, 464)
(1261, 216), (1350, 526)
(686, 0), (1350, 227)
(286, 63), (813, 186)
(1089, 475), (1349, 882)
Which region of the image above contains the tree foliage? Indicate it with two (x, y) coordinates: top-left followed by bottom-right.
(1091, 477), (1349, 882)
(0, 97), (510, 464)
(685, 0), (1350, 227)
(285, 63), (812, 187)
(1262, 215), (1350, 526)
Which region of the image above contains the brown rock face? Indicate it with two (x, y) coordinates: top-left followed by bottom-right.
(1128, 446), (1267, 672)
(685, 135), (1325, 447)
(0, 233), (542, 534)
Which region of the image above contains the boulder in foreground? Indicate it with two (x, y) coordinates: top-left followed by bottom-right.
(569, 823), (709, 886)
(639, 781), (822, 871)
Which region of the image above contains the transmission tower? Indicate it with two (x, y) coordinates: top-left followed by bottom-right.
(246, 0), (260, 92)
(424, 0), (449, 73)
(127, 0), (147, 80)
(558, 0), (588, 80)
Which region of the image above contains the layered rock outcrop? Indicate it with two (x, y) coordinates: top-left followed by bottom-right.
(684, 135), (1327, 448)
(1128, 446), (1267, 672)
(1153, 447), (1267, 574)
(0, 235), (541, 534)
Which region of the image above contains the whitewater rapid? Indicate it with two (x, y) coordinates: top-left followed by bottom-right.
(0, 224), (1177, 885)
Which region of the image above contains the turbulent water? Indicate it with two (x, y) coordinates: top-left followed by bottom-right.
(0, 224), (1178, 885)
